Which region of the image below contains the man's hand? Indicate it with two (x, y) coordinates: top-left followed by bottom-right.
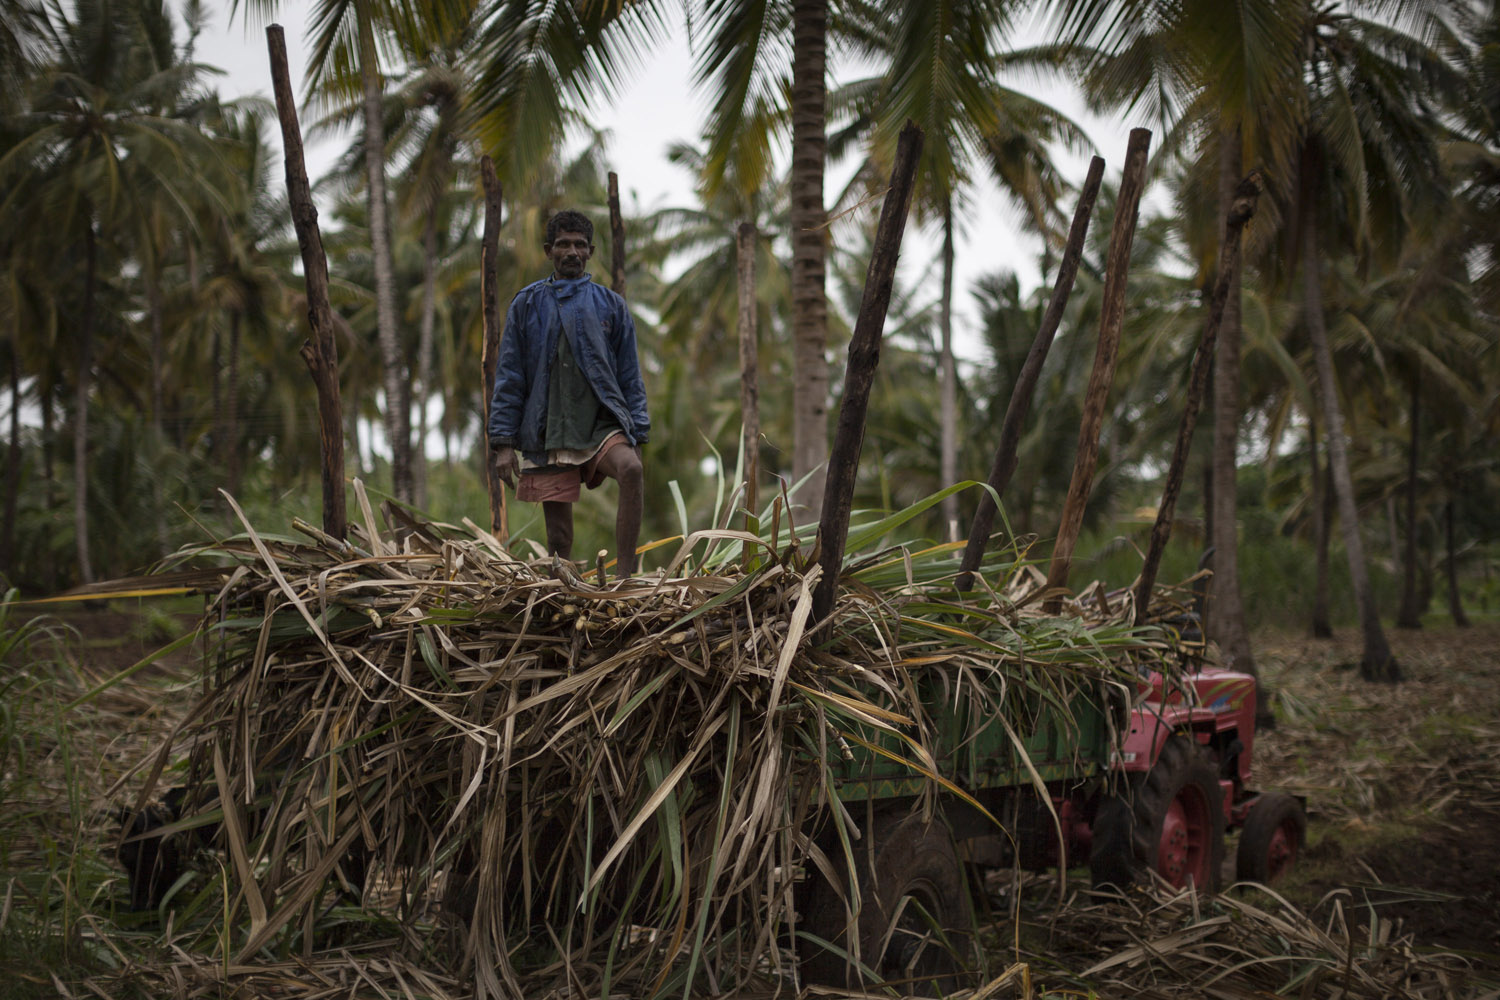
(491, 445), (520, 489)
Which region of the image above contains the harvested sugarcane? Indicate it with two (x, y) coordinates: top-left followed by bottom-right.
(133, 478), (1180, 998)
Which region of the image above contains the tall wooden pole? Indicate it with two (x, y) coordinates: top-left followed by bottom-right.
(1134, 172), (1261, 623)
(479, 156), (507, 541)
(812, 123), (924, 625)
(736, 222), (760, 521)
(1043, 129), (1152, 613)
(957, 156), (1106, 592)
(608, 171), (627, 297)
(268, 24), (346, 540)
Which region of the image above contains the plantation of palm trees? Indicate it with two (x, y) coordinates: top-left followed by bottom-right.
(2, 0), (1499, 997)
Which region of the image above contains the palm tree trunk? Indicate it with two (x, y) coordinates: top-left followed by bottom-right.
(1201, 411), (1213, 552)
(212, 320), (223, 455)
(356, 0), (412, 505)
(146, 273), (168, 548)
(41, 383), (53, 487)
(1309, 415), (1333, 637)
(227, 311), (242, 496)
(1301, 162), (1398, 682)
(1445, 497), (1469, 627)
(790, 0), (828, 517)
(74, 221), (96, 584)
(40, 384), (55, 592)
(350, 410), (365, 475)
(3, 344), (19, 572)
(1208, 127), (1258, 686)
(1385, 492), (1400, 571)
(1418, 546), (1433, 614)
(1396, 367), (1422, 627)
(736, 221), (761, 521)
(414, 208), (438, 510)
(147, 270), (164, 439)
(939, 198), (958, 542)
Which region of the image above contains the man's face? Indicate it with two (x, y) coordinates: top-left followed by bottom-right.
(545, 230), (593, 279)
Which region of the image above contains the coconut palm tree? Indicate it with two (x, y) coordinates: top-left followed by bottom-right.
(635, 141), (791, 515)
(1285, 4), (1465, 680)
(0, 0), (43, 108)
(831, 0), (1084, 540)
(1, 0), (230, 583)
(680, 0), (830, 512)
(192, 106), (298, 497)
(235, 0), (471, 506)
(0, 0), (46, 571)
(1048, 0), (1304, 696)
(315, 14), (479, 508)
(1444, 0), (1500, 315)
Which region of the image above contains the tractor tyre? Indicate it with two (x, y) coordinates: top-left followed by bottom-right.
(799, 810), (973, 996)
(1091, 735), (1225, 892)
(1235, 792), (1305, 884)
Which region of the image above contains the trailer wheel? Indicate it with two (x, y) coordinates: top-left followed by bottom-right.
(1235, 792), (1305, 884)
(799, 811), (972, 995)
(1091, 735), (1225, 892)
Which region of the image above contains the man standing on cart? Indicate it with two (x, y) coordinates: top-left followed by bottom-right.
(488, 209), (649, 574)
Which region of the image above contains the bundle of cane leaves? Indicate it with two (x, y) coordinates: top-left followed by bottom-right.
(132, 483), (1178, 998)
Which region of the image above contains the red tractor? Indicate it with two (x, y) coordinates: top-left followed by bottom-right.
(799, 610), (1307, 991)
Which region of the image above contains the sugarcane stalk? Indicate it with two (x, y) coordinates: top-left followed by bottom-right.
(1134, 171), (1262, 623)
(1044, 129), (1152, 613)
(957, 156), (1106, 592)
(608, 171), (627, 297)
(479, 155), (506, 541)
(813, 122), (924, 626)
(268, 24), (346, 541)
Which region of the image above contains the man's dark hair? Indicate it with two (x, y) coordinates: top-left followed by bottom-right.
(545, 209), (594, 245)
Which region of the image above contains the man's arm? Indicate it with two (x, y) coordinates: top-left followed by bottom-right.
(612, 296), (650, 445)
(488, 290), (528, 448)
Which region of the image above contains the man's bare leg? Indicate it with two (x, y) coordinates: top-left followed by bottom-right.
(596, 446), (644, 574)
(542, 500), (574, 560)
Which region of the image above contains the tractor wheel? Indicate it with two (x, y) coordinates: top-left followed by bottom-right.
(799, 810), (972, 996)
(1235, 792), (1305, 884)
(1091, 735), (1225, 892)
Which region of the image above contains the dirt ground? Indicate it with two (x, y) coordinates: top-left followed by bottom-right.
(1251, 624), (1500, 966)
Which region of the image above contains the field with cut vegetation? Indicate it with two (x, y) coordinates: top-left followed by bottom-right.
(3, 586), (1496, 999)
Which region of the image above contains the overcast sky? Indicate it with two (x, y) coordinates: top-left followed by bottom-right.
(197, 4), (1143, 363)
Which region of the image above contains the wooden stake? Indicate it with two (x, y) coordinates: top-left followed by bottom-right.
(1134, 171), (1262, 624)
(1043, 129), (1152, 613)
(812, 122), (924, 625)
(736, 221), (761, 523)
(479, 155), (507, 542)
(608, 171), (626, 297)
(268, 24), (346, 541)
(957, 156), (1106, 592)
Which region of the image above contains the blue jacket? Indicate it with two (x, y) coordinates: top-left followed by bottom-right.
(488, 274), (650, 464)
